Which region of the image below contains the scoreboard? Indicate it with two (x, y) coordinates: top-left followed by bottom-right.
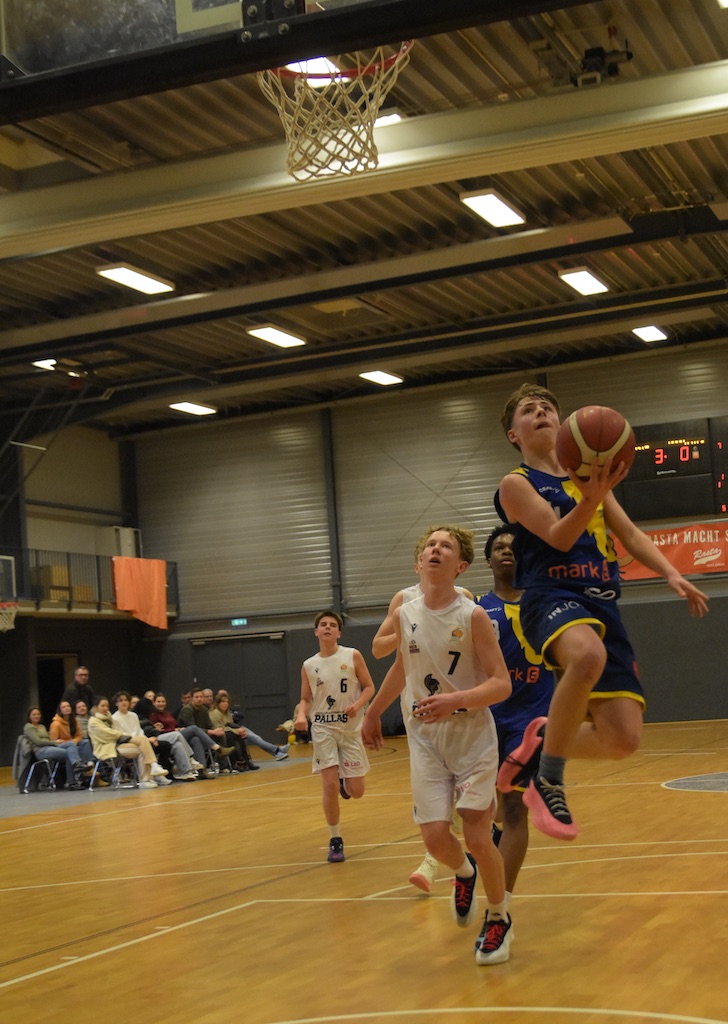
(616, 416), (728, 521)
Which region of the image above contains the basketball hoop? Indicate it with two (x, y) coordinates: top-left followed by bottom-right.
(257, 41), (413, 181)
(0, 601), (18, 632)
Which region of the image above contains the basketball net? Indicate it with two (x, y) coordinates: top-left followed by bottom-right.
(0, 602), (18, 632)
(257, 41), (413, 181)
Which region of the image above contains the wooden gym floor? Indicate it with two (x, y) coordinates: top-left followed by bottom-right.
(0, 721), (727, 1024)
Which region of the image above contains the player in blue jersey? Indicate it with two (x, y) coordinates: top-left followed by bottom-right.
(496, 383), (709, 841)
(476, 525), (555, 909)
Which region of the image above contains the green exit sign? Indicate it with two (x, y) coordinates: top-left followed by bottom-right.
(231, 618), (248, 627)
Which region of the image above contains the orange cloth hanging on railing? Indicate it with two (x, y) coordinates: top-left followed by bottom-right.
(112, 556), (168, 630)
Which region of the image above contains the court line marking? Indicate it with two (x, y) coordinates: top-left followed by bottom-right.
(1, 844), (727, 896)
(0, 839), (726, 896)
(265, 1009), (727, 1024)
(2, 889), (728, 995)
(0, 897), (258, 991)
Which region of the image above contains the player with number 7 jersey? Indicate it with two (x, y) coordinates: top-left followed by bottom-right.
(362, 525), (514, 966)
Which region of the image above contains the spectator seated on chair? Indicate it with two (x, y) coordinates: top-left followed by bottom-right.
(73, 700), (95, 763)
(213, 691), (289, 763)
(88, 697), (166, 789)
(149, 692), (219, 779)
(133, 696), (197, 781)
(111, 691), (173, 786)
(13, 732), (57, 792)
(50, 699), (94, 765)
(23, 706), (85, 790)
(209, 693), (259, 771)
(177, 688), (235, 773)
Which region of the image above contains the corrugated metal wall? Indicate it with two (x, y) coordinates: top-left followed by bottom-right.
(135, 413), (332, 619)
(134, 342), (728, 622)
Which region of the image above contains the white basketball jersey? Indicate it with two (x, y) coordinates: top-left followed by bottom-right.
(399, 593), (480, 710)
(303, 645), (363, 730)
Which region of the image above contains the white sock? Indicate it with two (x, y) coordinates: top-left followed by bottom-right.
(328, 824), (341, 840)
(455, 856), (475, 878)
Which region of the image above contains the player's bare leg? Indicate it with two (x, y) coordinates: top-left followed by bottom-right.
(524, 624), (606, 840)
(498, 791), (530, 894)
(568, 696), (643, 759)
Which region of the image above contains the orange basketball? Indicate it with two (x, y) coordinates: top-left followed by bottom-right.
(556, 405), (635, 479)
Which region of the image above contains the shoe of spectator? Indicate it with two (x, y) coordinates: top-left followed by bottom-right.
(218, 746), (236, 757)
(190, 759), (204, 770)
(175, 772), (197, 781)
(197, 769), (216, 779)
(150, 763), (169, 777)
(139, 780), (157, 789)
(274, 746), (289, 761)
(154, 776), (172, 786)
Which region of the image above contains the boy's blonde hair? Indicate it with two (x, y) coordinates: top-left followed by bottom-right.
(421, 524), (476, 566)
(500, 382), (560, 450)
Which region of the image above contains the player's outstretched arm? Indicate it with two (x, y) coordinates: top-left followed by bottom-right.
(605, 495), (709, 617)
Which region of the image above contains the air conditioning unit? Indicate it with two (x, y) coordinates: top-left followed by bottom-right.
(94, 527), (142, 558)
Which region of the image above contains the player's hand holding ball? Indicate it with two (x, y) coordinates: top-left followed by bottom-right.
(556, 405), (635, 491)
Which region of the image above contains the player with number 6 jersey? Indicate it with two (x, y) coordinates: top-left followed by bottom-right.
(296, 610), (375, 863)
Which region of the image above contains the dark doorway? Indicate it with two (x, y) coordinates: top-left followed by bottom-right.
(37, 654), (78, 726)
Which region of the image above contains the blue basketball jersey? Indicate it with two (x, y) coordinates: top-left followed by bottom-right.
(475, 590), (554, 739)
(494, 463), (621, 599)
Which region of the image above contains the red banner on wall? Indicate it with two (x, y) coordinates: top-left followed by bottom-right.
(613, 523), (728, 581)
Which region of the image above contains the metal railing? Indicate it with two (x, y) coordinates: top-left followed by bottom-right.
(0, 546), (178, 616)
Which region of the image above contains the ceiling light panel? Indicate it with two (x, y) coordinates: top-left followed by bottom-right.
(169, 402), (217, 416)
(460, 190), (526, 227)
(96, 263), (175, 294)
(558, 267), (609, 295)
(247, 326), (306, 348)
(359, 370), (403, 386)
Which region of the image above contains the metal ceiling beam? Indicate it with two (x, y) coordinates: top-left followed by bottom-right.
(2, 281), (724, 428)
(3, 204), (727, 360)
(0, 62), (726, 262)
(0, 215), (632, 353)
(0, 0), (592, 123)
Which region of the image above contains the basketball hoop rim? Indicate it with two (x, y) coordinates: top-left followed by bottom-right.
(270, 39), (413, 80)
